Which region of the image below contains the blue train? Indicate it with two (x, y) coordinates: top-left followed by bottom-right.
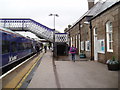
(0, 27), (42, 70)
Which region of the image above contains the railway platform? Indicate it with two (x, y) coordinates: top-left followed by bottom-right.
(27, 50), (118, 88)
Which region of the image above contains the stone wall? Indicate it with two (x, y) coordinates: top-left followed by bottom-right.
(80, 18), (91, 58)
(65, 2), (120, 63)
(118, 4), (120, 62)
(91, 3), (119, 63)
(69, 23), (80, 54)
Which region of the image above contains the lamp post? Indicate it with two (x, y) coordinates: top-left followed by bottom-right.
(49, 14), (59, 30)
(49, 14), (59, 57)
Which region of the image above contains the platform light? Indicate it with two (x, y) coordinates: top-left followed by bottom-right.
(49, 13), (59, 59)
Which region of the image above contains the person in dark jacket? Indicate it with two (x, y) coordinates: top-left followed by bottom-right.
(44, 45), (47, 53)
(35, 44), (39, 54)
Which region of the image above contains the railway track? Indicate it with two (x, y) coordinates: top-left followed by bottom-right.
(0, 52), (44, 89)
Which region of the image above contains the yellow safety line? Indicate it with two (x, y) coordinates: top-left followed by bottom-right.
(15, 52), (44, 89)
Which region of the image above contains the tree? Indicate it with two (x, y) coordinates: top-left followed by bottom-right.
(68, 25), (71, 28)
(64, 28), (68, 31)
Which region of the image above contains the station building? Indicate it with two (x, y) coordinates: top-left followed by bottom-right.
(64, 0), (120, 63)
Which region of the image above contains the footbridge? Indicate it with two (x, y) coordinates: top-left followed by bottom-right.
(0, 18), (67, 43)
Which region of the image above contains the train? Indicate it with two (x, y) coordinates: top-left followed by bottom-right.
(0, 27), (43, 70)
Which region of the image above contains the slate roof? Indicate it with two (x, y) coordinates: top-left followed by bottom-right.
(72, 0), (120, 27)
(93, 0), (120, 17)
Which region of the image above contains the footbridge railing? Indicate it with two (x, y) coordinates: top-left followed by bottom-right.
(0, 18), (68, 42)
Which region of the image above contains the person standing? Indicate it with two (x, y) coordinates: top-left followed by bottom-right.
(35, 44), (39, 54)
(44, 45), (47, 53)
(48, 44), (51, 50)
(69, 45), (76, 62)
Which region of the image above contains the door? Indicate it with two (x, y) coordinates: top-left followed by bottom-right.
(94, 28), (98, 61)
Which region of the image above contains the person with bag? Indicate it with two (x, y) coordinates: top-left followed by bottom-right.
(69, 45), (76, 62)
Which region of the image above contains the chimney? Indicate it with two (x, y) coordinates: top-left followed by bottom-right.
(87, 0), (94, 10)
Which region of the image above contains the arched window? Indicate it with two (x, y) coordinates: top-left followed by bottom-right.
(106, 21), (113, 52)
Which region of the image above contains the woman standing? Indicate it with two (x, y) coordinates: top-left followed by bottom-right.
(69, 45), (76, 62)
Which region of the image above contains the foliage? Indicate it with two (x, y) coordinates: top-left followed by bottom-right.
(68, 25), (71, 28)
(106, 56), (119, 65)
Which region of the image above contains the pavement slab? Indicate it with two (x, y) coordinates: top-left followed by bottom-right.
(55, 61), (118, 88)
(27, 50), (118, 88)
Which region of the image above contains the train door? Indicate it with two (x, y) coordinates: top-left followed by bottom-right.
(9, 35), (18, 62)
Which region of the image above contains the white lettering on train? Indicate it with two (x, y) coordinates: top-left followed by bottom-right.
(9, 55), (17, 62)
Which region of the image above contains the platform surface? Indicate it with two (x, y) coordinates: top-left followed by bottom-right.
(28, 50), (57, 88)
(28, 50), (118, 88)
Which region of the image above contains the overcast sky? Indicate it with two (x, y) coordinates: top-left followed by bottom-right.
(0, 0), (100, 38)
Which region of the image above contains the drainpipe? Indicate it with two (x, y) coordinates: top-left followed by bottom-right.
(89, 21), (93, 60)
(85, 15), (93, 60)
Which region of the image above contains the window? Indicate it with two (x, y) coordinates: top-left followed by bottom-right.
(26, 43), (32, 49)
(98, 39), (105, 53)
(2, 40), (10, 54)
(85, 41), (90, 51)
(81, 41), (84, 50)
(73, 37), (75, 46)
(11, 42), (17, 52)
(18, 43), (23, 51)
(76, 35), (77, 48)
(79, 34), (81, 54)
(70, 37), (72, 46)
(94, 28), (97, 35)
(106, 21), (113, 52)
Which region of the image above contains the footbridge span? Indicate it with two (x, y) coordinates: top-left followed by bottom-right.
(0, 18), (68, 56)
(0, 18), (67, 43)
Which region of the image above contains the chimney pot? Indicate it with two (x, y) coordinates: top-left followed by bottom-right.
(87, 0), (94, 10)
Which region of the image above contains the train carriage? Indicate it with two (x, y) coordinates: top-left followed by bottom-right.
(0, 27), (41, 70)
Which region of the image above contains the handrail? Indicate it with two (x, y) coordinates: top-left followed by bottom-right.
(0, 18), (54, 31)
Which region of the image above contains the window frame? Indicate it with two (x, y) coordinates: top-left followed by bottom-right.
(85, 40), (90, 51)
(106, 21), (113, 52)
(98, 39), (105, 54)
(81, 41), (84, 50)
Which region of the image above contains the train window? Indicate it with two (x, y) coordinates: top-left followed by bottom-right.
(30, 43), (32, 49)
(27, 43), (32, 49)
(25, 43), (28, 49)
(11, 42), (17, 52)
(26, 43), (29, 49)
(23, 43), (26, 50)
(18, 43), (22, 51)
(2, 40), (10, 54)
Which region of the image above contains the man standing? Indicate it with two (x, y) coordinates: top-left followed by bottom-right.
(69, 45), (76, 62)
(44, 45), (47, 53)
(35, 44), (39, 54)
